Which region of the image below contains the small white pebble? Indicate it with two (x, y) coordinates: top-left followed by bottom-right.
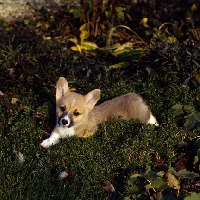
(58, 171), (68, 180)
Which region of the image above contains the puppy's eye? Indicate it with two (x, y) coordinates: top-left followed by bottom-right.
(60, 106), (66, 112)
(73, 109), (80, 116)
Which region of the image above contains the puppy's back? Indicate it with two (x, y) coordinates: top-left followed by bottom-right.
(90, 93), (152, 125)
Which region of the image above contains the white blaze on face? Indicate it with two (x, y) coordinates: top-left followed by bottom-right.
(71, 98), (76, 107)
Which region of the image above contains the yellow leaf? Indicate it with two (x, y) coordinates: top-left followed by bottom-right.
(167, 36), (178, 43)
(113, 45), (124, 53)
(17, 106), (29, 111)
(71, 46), (79, 51)
(195, 74), (200, 82)
(71, 45), (82, 52)
(191, 3), (198, 11)
(141, 18), (148, 24)
(81, 41), (98, 50)
(165, 172), (180, 192)
(114, 47), (131, 55)
(122, 42), (133, 48)
(80, 30), (89, 42)
(79, 23), (88, 31)
(11, 98), (19, 104)
(83, 130), (93, 137)
(108, 62), (130, 69)
(69, 8), (74, 13)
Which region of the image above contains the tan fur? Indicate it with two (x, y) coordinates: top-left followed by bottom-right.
(56, 77), (157, 137)
(85, 93), (152, 135)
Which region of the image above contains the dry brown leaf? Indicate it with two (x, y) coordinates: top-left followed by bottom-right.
(102, 180), (115, 193)
(17, 106), (29, 111)
(165, 172), (180, 192)
(83, 130), (93, 137)
(11, 97), (19, 104)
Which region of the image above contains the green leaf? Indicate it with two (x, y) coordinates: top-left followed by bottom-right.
(117, 11), (124, 21)
(36, 21), (42, 28)
(151, 177), (167, 190)
(117, 49), (144, 62)
(145, 183), (153, 191)
(171, 104), (184, 116)
(178, 169), (199, 179)
(194, 149), (200, 171)
(23, 19), (30, 25)
(159, 193), (178, 200)
(123, 196), (131, 200)
(153, 19), (162, 28)
(71, 7), (82, 18)
(128, 173), (143, 187)
(80, 30), (89, 41)
(143, 166), (157, 182)
(167, 167), (179, 176)
(171, 104), (195, 118)
(125, 13), (132, 21)
(128, 185), (140, 193)
(184, 192), (200, 200)
(186, 11), (194, 25)
(157, 171), (165, 177)
(172, 23), (183, 40)
(108, 62), (130, 69)
(130, 173), (143, 179)
(184, 112), (200, 131)
(115, 7), (124, 12)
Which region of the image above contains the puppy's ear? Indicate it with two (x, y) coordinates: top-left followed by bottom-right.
(56, 77), (69, 101)
(84, 89), (100, 110)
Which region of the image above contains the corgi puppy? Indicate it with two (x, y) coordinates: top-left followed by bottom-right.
(41, 77), (158, 148)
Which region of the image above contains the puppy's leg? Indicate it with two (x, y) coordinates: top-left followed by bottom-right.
(41, 129), (61, 148)
(41, 126), (75, 148)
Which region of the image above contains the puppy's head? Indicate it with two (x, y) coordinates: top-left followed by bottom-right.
(55, 77), (100, 128)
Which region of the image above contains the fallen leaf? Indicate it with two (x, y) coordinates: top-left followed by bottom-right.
(83, 130), (93, 137)
(101, 180), (115, 193)
(165, 172), (180, 192)
(17, 106), (29, 111)
(11, 98), (19, 104)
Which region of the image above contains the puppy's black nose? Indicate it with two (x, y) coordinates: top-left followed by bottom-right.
(61, 118), (68, 126)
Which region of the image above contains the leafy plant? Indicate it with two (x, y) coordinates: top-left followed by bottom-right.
(124, 167), (200, 200)
(124, 166), (167, 199)
(172, 103), (200, 131)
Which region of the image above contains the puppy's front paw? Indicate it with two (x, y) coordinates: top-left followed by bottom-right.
(41, 139), (52, 148)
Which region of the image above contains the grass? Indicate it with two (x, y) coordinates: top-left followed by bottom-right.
(0, 12), (200, 200)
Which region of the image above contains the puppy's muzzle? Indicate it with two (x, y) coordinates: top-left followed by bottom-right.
(58, 114), (74, 128)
